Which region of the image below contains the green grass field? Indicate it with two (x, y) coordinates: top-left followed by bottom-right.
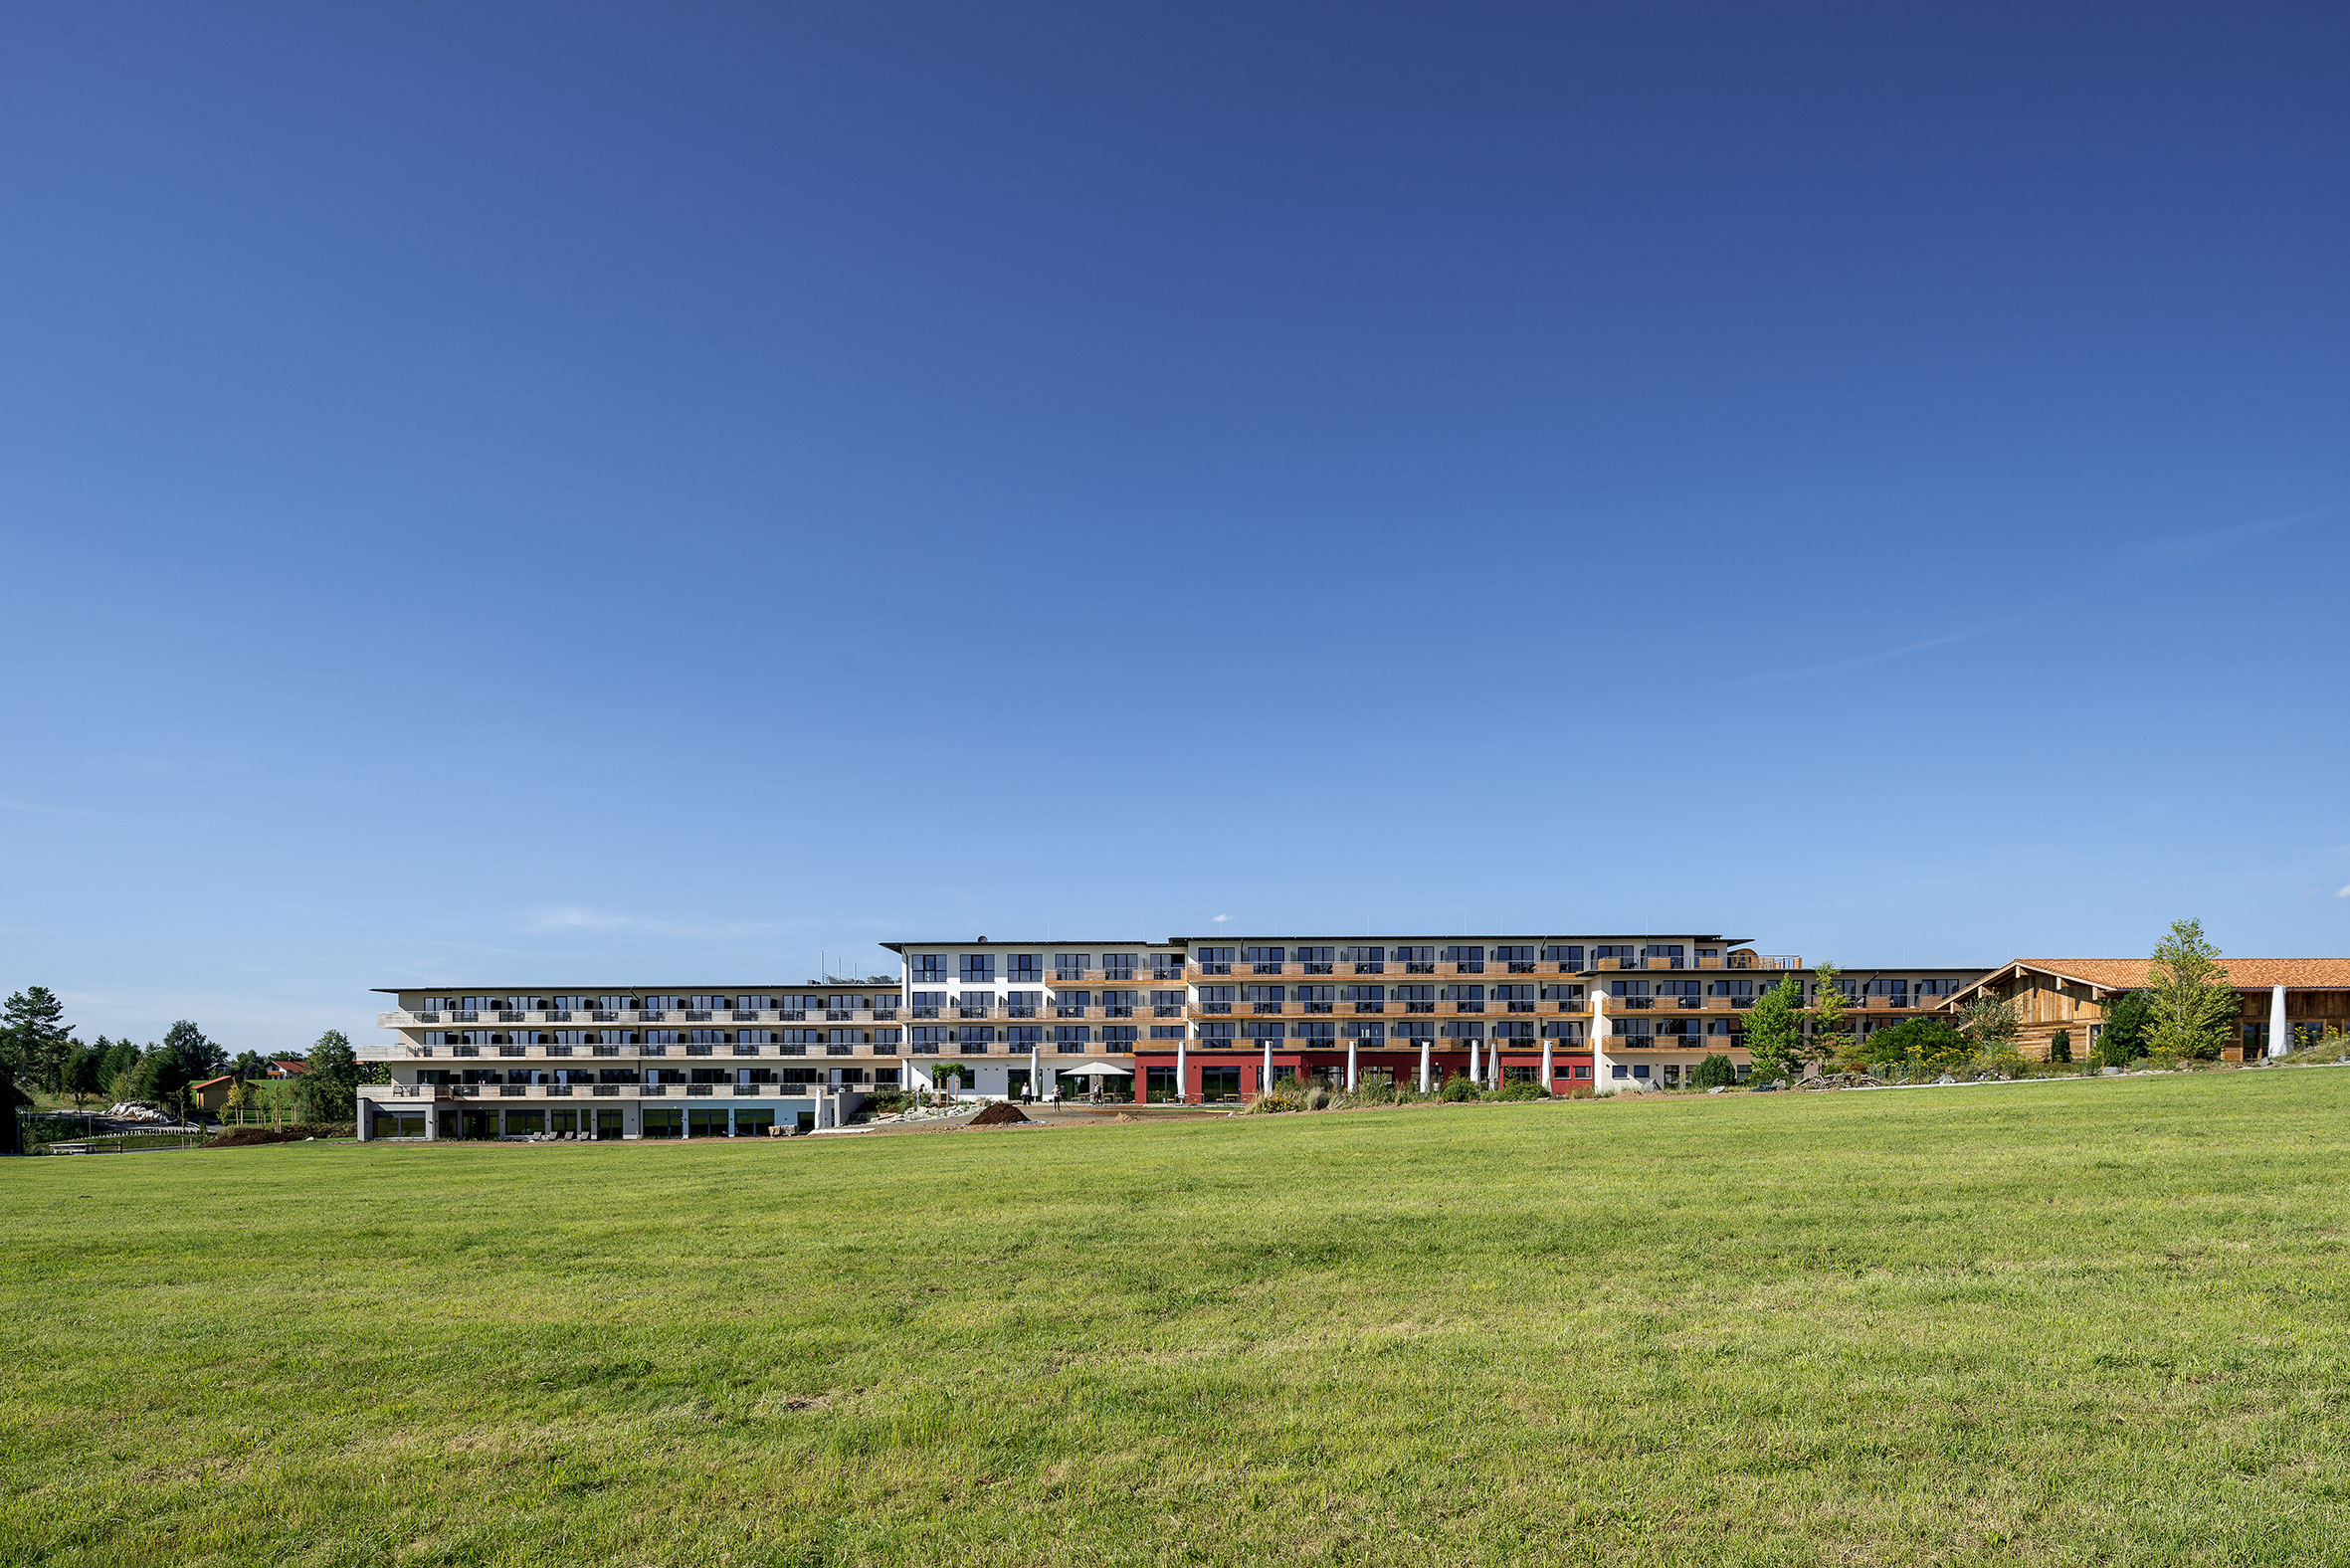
(8, 1071), (2350, 1566)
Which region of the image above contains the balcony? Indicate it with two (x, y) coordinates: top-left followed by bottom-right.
(498, 1010), (527, 1022)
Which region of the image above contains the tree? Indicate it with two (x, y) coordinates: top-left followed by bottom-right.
(2049, 1028), (2072, 1064)
(294, 1030), (363, 1121)
(1742, 975), (1806, 1085)
(1857, 1017), (1973, 1075)
(98, 1039), (143, 1101)
(1805, 964), (1851, 1073)
(2147, 918), (2238, 1061)
(63, 1040), (105, 1106)
(2, 986), (73, 1093)
(2095, 990), (2154, 1068)
(1693, 1053), (1737, 1088)
(135, 1021), (227, 1110)
(1957, 995), (2019, 1052)
(230, 1050), (270, 1081)
(162, 1021), (227, 1078)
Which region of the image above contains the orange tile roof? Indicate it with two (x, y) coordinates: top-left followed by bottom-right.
(2021, 958), (2350, 990)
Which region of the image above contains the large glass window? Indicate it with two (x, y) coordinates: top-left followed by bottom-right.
(960, 953), (996, 983)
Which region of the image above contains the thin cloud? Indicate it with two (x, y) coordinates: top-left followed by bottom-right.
(512, 906), (900, 941)
(0, 797), (93, 816)
(2336, 884), (2350, 899)
(1211, 913), (1233, 922)
(2137, 503), (2338, 565)
(1736, 626), (1995, 686)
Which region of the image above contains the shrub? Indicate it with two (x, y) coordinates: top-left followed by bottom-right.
(1482, 1078), (1548, 1101)
(2049, 1028), (2071, 1064)
(2094, 991), (2153, 1069)
(1439, 1074), (1482, 1102)
(1693, 1054), (1737, 1089)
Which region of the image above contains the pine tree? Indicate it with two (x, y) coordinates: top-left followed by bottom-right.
(1, 987), (72, 1093)
(2146, 919), (2237, 1061)
(1807, 963), (1850, 1072)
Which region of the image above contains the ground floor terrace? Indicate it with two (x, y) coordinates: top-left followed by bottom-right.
(356, 1089), (845, 1140)
(1131, 1046), (1607, 1101)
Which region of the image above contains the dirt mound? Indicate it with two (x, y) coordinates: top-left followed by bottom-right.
(965, 1100), (1032, 1127)
(206, 1127), (307, 1148)
(1113, 1112), (1139, 1123)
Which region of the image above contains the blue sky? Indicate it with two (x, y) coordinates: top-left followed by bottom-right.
(2, 1), (2344, 1052)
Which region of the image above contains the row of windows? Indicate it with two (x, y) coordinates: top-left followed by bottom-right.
(420, 1029), (899, 1047)
(419, 993), (886, 1013)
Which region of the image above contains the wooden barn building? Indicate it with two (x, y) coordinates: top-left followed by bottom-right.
(1938, 959), (2350, 1061)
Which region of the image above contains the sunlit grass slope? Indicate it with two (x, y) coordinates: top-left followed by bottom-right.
(7, 1071), (2350, 1566)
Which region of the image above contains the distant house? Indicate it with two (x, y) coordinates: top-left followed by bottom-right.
(189, 1075), (236, 1111)
(266, 1059), (309, 1078)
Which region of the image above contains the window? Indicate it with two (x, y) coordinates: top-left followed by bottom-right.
(1008, 953), (1043, 982)
(1244, 986), (1284, 1012)
(955, 1026), (995, 1053)
(1593, 944), (1636, 966)
(1054, 1026), (1091, 1050)
(1102, 953), (1138, 980)
(1007, 1026), (1043, 1049)
(1146, 1066), (1178, 1102)
(1197, 986), (1235, 1014)
(1443, 945), (1484, 971)
(1395, 985), (1436, 1013)
(1342, 985), (1386, 1008)
(1005, 990), (1042, 1016)
(1295, 986), (1335, 1012)
(1148, 1025), (1185, 1039)
(958, 991), (995, 1016)
(1294, 946), (1334, 973)
(1054, 953), (1091, 978)
(1542, 944), (1585, 968)
(1244, 946), (1285, 972)
(908, 1028), (945, 1054)
(1102, 1026), (1137, 1046)
(1342, 945), (1385, 968)
(1394, 946), (1436, 972)
(1194, 946), (1234, 973)
(914, 954), (947, 983)
(960, 953), (995, 983)
(1493, 945), (1535, 971)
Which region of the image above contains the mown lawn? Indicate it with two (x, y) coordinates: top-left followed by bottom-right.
(6, 1071), (2350, 1566)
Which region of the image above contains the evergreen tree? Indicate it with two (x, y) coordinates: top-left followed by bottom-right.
(1807, 963), (1851, 1072)
(2094, 991), (2154, 1067)
(2, 986), (73, 1091)
(2147, 918), (2238, 1061)
(2049, 1028), (2072, 1064)
(1693, 1053), (1737, 1088)
(1742, 975), (1805, 1084)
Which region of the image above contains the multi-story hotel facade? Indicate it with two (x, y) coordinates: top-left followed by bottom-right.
(357, 983), (908, 1140)
(356, 937), (1996, 1136)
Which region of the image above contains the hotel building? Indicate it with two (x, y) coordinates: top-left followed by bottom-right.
(358, 983), (907, 1140)
(356, 937), (2002, 1137)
